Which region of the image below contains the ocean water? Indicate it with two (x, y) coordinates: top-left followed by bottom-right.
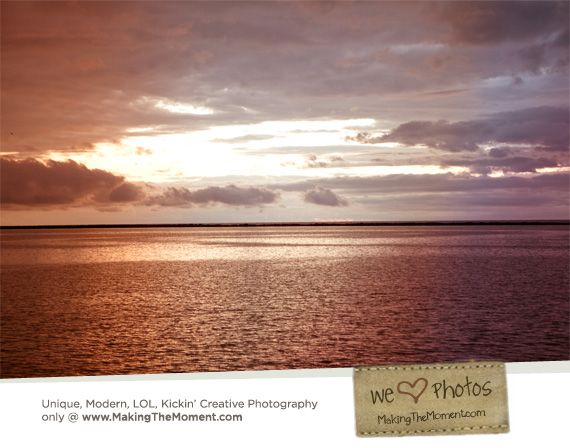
(1, 225), (568, 378)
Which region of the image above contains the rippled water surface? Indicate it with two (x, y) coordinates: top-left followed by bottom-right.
(1, 225), (568, 378)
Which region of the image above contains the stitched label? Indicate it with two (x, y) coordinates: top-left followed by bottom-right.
(353, 361), (509, 437)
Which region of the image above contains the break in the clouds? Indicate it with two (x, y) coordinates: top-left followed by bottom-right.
(1, 1), (568, 224)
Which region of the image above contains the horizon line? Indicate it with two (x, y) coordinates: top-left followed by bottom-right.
(2, 220), (569, 230)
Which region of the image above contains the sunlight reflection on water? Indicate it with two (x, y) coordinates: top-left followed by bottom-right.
(1, 225), (568, 378)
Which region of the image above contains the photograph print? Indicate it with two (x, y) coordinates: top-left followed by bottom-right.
(1, 1), (569, 379)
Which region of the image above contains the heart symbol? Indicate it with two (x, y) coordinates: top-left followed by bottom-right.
(397, 378), (428, 403)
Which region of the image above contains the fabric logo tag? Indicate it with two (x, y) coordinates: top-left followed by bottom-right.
(353, 361), (509, 437)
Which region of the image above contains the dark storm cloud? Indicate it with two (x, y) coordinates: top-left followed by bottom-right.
(303, 186), (348, 207)
(145, 185), (280, 208)
(0, 158), (143, 207)
(347, 106), (569, 153)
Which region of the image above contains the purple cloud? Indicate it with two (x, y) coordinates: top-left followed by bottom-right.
(145, 185), (280, 208)
(303, 186), (348, 207)
(440, 156), (564, 175)
(347, 106), (569, 153)
(0, 158), (143, 207)
(432, 1), (568, 46)
(0, 158), (281, 210)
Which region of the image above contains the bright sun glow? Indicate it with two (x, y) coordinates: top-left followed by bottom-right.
(48, 118), (472, 182)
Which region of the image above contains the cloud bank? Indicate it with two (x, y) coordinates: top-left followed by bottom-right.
(1, 158), (280, 209)
(0, 158), (143, 206)
(145, 185), (280, 208)
(347, 106), (569, 153)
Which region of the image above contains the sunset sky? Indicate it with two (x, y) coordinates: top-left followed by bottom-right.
(1, 1), (569, 225)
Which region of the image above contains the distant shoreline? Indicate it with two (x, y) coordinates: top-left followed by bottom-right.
(1, 220), (569, 230)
